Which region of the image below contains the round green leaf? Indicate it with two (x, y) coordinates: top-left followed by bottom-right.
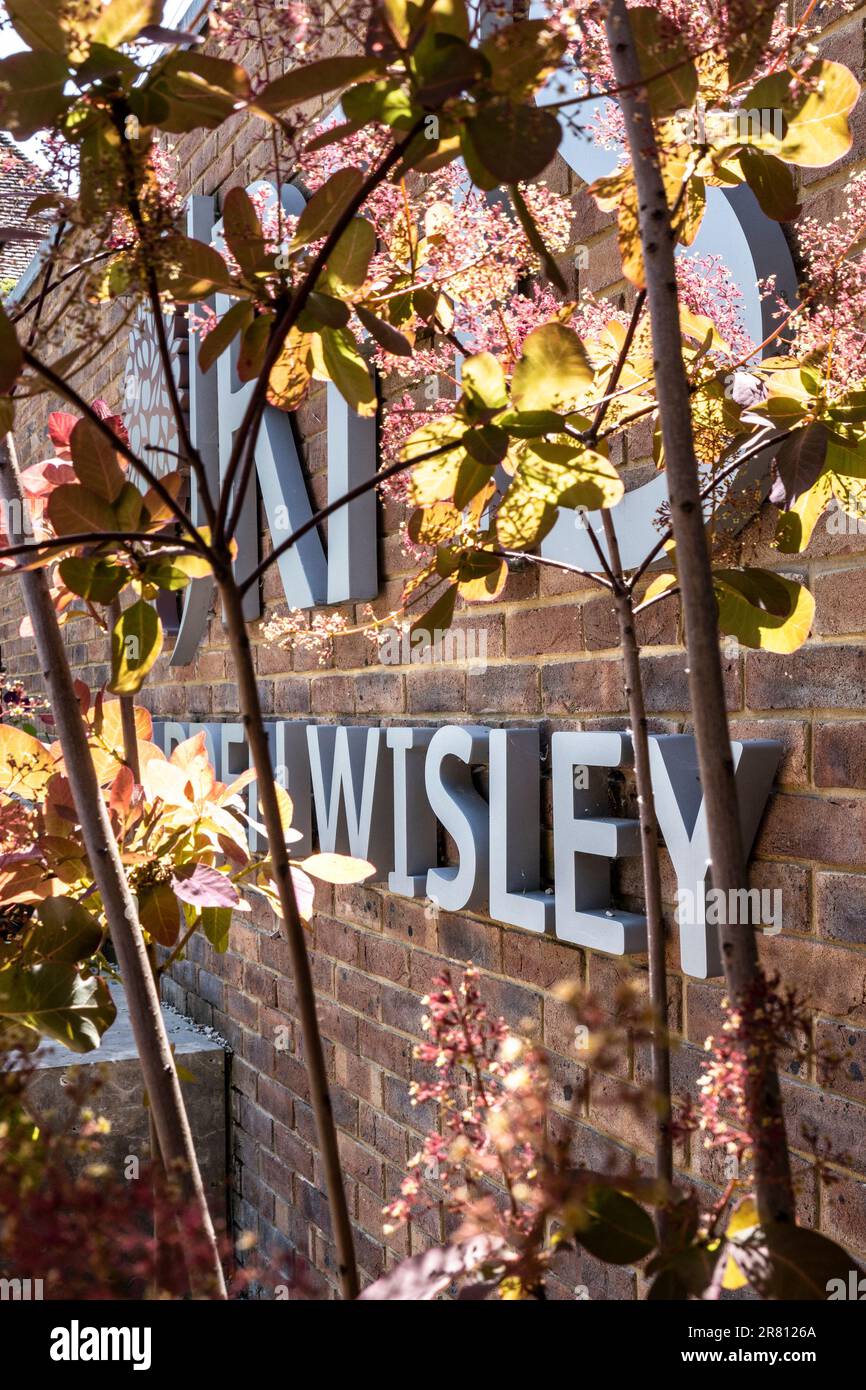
(292, 168), (364, 249)
(464, 101), (561, 183)
(35, 897), (104, 964)
(46, 484), (118, 537)
(0, 963), (116, 1052)
(573, 1187), (657, 1265)
(746, 60), (861, 168)
(0, 51), (69, 138)
(511, 323), (593, 412)
(731, 1223), (862, 1300)
(254, 55), (382, 114)
(59, 555), (128, 604)
(324, 216), (376, 295)
(109, 598), (163, 694)
(319, 326), (376, 417)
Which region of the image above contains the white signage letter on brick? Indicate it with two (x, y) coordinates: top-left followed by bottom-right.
(307, 725), (393, 874)
(488, 728), (553, 934)
(552, 731), (647, 953)
(649, 735), (782, 978)
(387, 727), (438, 897)
(424, 725), (489, 912)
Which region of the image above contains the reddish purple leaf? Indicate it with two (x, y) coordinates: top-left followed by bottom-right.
(358, 1236), (503, 1301)
(290, 866), (315, 921)
(171, 862), (240, 909)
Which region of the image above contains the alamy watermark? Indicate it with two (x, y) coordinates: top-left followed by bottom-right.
(674, 101), (784, 147)
(0, 1276), (44, 1300)
(825, 496), (866, 535)
(377, 624), (488, 672)
(676, 883), (782, 935)
(826, 1270), (866, 1299)
(0, 496), (45, 540)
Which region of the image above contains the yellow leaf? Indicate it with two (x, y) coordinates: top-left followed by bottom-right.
(721, 1251), (749, 1291)
(0, 724), (56, 797)
(642, 572), (677, 605)
(747, 60), (861, 168)
(727, 1195), (759, 1241)
(714, 569), (815, 653)
(299, 852), (375, 884)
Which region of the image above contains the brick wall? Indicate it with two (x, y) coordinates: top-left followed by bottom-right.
(3, 5), (866, 1298)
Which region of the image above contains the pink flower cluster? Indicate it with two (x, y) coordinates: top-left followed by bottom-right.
(382, 967), (550, 1246)
(677, 973), (809, 1166)
(790, 170), (866, 392)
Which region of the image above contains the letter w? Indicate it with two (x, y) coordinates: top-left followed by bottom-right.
(307, 727), (393, 873)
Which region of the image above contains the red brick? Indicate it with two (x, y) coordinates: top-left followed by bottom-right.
(685, 979), (726, 1047)
(817, 1021), (866, 1104)
(451, 610), (504, 659)
(335, 965), (381, 1018)
(310, 674), (355, 714)
(750, 859), (811, 935)
(759, 933), (866, 1022)
(273, 678), (311, 714)
(475, 972), (543, 1030)
(405, 668), (466, 712)
(546, 1048), (589, 1112)
(333, 883), (382, 932)
(466, 663), (540, 712)
(506, 604), (582, 657)
(258, 1074), (296, 1125)
(358, 1184), (408, 1255)
(821, 1170), (866, 1254)
(358, 1019), (413, 1078)
(501, 929), (583, 991)
(383, 895), (438, 951)
(588, 1071), (656, 1155)
(334, 1133), (384, 1195)
(816, 872), (866, 946)
(813, 567), (866, 636)
(355, 670), (404, 714)
(361, 934), (410, 984)
(541, 658), (624, 714)
(243, 960), (277, 1005)
(225, 985), (259, 1031)
(583, 590), (677, 650)
(814, 721), (866, 789)
(334, 1047), (382, 1107)
(272, 1122), (315, 1180)
(359, 1102), (408, 1166)
(437, 912), (502, 972)
(780, 1077), (866, 1172)
(382, 1071), (438, 1135)
(746, 645), (866, 710)
(642, 651), (741, 712)
(314, 915), (361, 967)
(758, 793), (866, 868)
(543, 994), (586, 1059)
(315, 998), (358, 1050)
(380, 982), (426, 1035)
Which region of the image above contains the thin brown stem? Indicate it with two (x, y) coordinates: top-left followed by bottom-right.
(601, 509), (673, 1238)
(605, 0), (794, 1226)
(0, 533), (203, 564)
(217, 568), (359, 1299)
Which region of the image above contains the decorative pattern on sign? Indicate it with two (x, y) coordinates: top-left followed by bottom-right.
(124, 303), (187, 478)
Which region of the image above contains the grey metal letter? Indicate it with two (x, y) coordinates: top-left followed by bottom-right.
(552, 730), (647, 953)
